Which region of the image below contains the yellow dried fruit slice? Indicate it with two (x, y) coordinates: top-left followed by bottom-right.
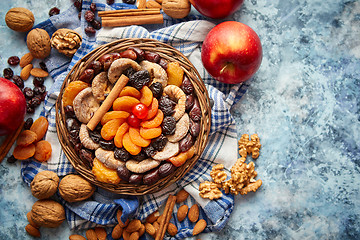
(114, 122), (130, 148)
(140, 86), (153, 107)
(92, 158), (121, 184)
(123, 132), (142, 155)
(166, 61), (184, 87)
(113, 96), (140, 112)
(128, 127), (151, 147)
(101, 118), (123, 141)
(101, 111), (130, 125)
(62, 81), (90, 106)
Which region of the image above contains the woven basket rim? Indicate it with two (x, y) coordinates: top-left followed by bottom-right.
(55, 38), (211, 195)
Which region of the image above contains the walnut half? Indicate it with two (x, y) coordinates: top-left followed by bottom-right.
(51, 28), (82, 57)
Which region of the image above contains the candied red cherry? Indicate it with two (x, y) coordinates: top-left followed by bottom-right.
(132, 103), (148, 119)
(127, 114), (141, 128)
(8, 56), (20, 66)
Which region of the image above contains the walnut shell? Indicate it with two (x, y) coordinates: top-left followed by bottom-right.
(27, 28), (51, 59)
(31, 199), (65, 228)
(59, 174), (95, 202)
(30, 171), (59, 199)
(51, 29), (82, 57)
(5, 7), (34, 32)
(162, 0), (191, 19)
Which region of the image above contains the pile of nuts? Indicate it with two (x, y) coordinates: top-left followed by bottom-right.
(136, 0), (192, 19)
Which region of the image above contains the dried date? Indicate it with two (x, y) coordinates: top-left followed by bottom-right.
(88, 60), (103, 75)
(79, 69), (95, 83)
(128, 47), (144, 62)
(185, 94), (195, 112)
(181, 76), (194, 95)
(79, 148), (94, 164)
(159, 163), (176, 178)
(179, 133), (194, 152)
(143, 168), (160, 185)
(117, 165), (131, 182)
(129, 174), (143, 184)
(189, 97), (201, 122)
(189, 118), (200, 137)
(144, 51), (160, 63)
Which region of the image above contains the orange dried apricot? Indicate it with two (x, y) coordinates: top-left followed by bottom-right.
(30, 117), (49, 142)
(139, 126), (162, 140)
(62, 81), (90, 106)
(140, 86), (153, 107)
(123, 132), (142, 155)
(166, 62), (184, 87)
(114, 122), (130, 148)
(119, 86), (141, 99)
(113, 96), (140, 112)
(13, 144), (36, 160)
(140, 110), (164, 128)
(92, 158), (121, 184)
(168, 146), (195, 167)
(17, 130), (37, 147)
(101, 111), (130, 125)
(101, 118), (124, 141)
(145, 98), (158, 120)
(34, 140), (52, 162)
(128, 127), (151, 147)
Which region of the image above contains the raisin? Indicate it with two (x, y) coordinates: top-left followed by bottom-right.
(151, 134), (167, 151)
(13, 75), (24, 89)
(99, 139), (115, 151)
(33, 85), (46, 96)
(144, 145), (156, 158)
(107, 0), (115, 4)
(85, 26), (96, 35)
(24, 118), (34, 130)
(23, 87), (34, 99)
(158, 95), (176, 116)
(84, 10), (95, 22)
(144, 51), (160, 63)
(129, 70), (151, 90)
(7, 155), (17, 164)
(161, 116), (176, 135)
(26, 104), (35, 114)
(123, 0), (136, 4)
(117, 165), (131, 182)
(123, 67), (136, 78)
(129, 47), (145, 62)
(66, 118), (80, 132)
(64, 105), (76, 118)
(39, 62), (48, 72)
(90, 3), (97, 12)
(181, 76), (194, 95)
(179, 133), (194, 152)
(74, 0), (82, 11)
(29, 97), (41, 108)
(8, 56), (20, 66)
(3, 68), (13, 79)
(91, 19), (102, 30)
(49, 7), (60, 17)
(114, 147), (130, 161)
(131, 150), (147, 161)
(88, 129), (101, 143)
(149, 82), (163, 99)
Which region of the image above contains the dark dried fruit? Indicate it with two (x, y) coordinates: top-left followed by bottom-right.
(24, 118), (34, 130)
(158, 95), (176, 116)
(90, 3), (97, 12)
(3, 68), (13, 79)
(69, 129), (80, 145)
(129, 70), (151, 90)
(85, 26), (96, 35)
(33, 85), (46, 96)
(49, 7), (60, 17)
(158, 58), (168, 70)
(131, 151), (147, 161)
(107, 0), (115, 5)
(123, 0), (136, 4)
(23, 87), (34, 99)
(66, 118), (81, 132)
(179, 133), (194, 152)
(159, 162), (176, 178)
(79, 69), (95, 83)
(128, 47), (145, 62)
(123, 67), (136, 78)
(189, 97), (201, 122)
(12, 75), (24, 89)
(88, 130), (101, 143)
(117, 165), (131, 182)
(143, 168), (160, 185)
(84, 10), (95, 22)
(161, 116), (176, 135)
(99, 54), (115, 71)
(99, 139), (115, 151)
(26, 104), (35, 114)
(114, 147), (130, 161)
(143, 145), (156, 158)
(74, 143), (83, 154)
(149, 82), (163, 99)
(91, 19), (102, 30)
(110, 52), (121, 60)
(74, 0), (82, 11)
(29, 97), (41, 108)
(144, 51), (160, 63)
(120, 49), (137, 60)
(33, 77), (45, 87)
(151, 134), (167, 151)
(39, 62), (48, 72)
(79, 149), (94, 163)
(7, 155), (17, 164)
(181, 76), (194, 95)
(88, 61), (102, 75)
(8, 56), (20, 66)
(64, 105), (76, 118)
(185, 94), (195, 112)
(189, 118), (200, 137)
(129, 174), (143, 184)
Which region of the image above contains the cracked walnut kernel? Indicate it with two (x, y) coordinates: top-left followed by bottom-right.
(50, 29), (82, 57)
(238, 134), (261, 159)
(199, 181), (222, 200)
(210, 164), (227, 184)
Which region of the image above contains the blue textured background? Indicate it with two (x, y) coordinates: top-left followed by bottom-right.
(0, 0), (359, 239)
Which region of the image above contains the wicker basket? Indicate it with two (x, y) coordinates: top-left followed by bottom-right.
(55, 38), (211, 195)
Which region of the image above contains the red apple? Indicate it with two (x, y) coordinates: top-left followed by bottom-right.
(189, 0), (244, 19)
(0, 77), (26, 136)
(201, 21), (262, 84)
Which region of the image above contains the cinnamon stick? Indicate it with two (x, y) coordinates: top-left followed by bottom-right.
(156, 195), (176, 240)
(98, 8), (160, 17)
(0, 121), (25, 163)
(102, 14), (164, 28)
(86, 74), (129, 131)
(100, 10), (160, 18)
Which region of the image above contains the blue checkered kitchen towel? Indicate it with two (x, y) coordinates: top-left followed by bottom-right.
(20, 0), (249, 238)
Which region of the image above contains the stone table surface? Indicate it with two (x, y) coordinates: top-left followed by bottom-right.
(0, 0), (359, 239)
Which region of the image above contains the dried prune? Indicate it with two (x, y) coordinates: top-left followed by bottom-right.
(158, 95), (176, 116)
(117, 165), (131, 182)
(143, 168), (160, 185)
(161, 116), (176, 135)
(144, 51), (160, 63)
(189, 118), (200, 137)
(159, 162), (176, 178)
(129, 174), (143, 184)
(189, 97), (201, 122)
(13, 75), (24, 89)
(151, 134), (167, 151)
(88, 60), (102, 75)
(23, 87), (34, 99)
(8, 56), (20, 66)
(179, 133), (194, 152)
(114, 147), (130, 161)
(33, 77), (44, 87)
(144, 145), (156, 158)
(131, 150), (147, 161)
(64, 105), (76, 118)
(91, 19), (102, 30)
(84, 10), (95, 22)
(79, 148), (94, 164)
(66, 118), (80, 132)
(24, 118), (34, 130)
(79, 69), (95, 83)
(129, 70), (151, 90)
(123, 67), (136, 78)
(185, 93), (195, 112)
(49, 7), (60, 16)
(90, 3), (97, 12)
(129, 47), (145, 62)
(99, 139), (115, 151)
(181, 76), (194, 95)
(3, 68), (13, 79)
(88, 129), (101, 143)
(149, 82), (163, 99)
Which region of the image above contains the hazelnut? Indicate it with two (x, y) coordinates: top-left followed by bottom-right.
(27, 28), (51, 59)
(59, 174), (95, 202)
(51, 29), (82, 57)
(31, 199), (65, 228)
(162, 0), (191, 19)
(30, 170), (59, 199)
(5, 7), (34, 32)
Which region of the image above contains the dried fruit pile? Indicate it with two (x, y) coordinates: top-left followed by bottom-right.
(62, 47), (202, 185)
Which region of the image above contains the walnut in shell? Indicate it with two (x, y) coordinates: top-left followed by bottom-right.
(58, 174), (95, 202)
(31, 199), (65, 228)
(27, 28), (51, 59)
(51, 29), (82, 57)
(162, 0), (191, 19)
(5, 7), (34, 32)
(30, 170), (59, 199)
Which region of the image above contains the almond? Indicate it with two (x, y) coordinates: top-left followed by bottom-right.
(167, 223), (178, 236)
(177, 204), (188, 222)
(122, 229), (130, 240)
(126, 219), (142, 233)
(94, 227), (107, 240)
(176, 189), (189, 203)
(69, 234), (86, 240)
(146, 210), (159, 223)
(30, 68), (49, 78)
(85, 229), (97, 240)
(25, 224), (41, 237)
(146, 0), (162, 9)
(117, 209), (129, 227)
(112, 224), (123, 240)
(188, 204), (199, 222)
(20, 52), (34, 68)
(129, 231), (140, 240)
(153, 221), (160, 233)
(137, 0), (146, 9)
(21, 63), (33, 80)
(145, 222), (156, 236)
(138, 224), (145, 236)
(155, 0), (163, 3)
(192, 219), (207, 236)
(156, 214), (164, 224)
(26, 211), (39, 228)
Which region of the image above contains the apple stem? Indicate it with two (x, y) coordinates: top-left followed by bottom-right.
(220, 62), (235, 75)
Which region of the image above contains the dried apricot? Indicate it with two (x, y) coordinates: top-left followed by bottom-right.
(123, 132), (142, 155)
(140, 86), (153, 107)
(140, 110), (164, 128)
(128, 127), (151, 147)
(168, 146), (195, 167)
(34, 140), (52, 162)
(119, 86), (141, 99)
(101, 111), (130, 125)
(30, 117), (49, 142)
(101, 118), (123, 141)
(17, 130), (37, 146)
(166, 62), (184, 87)
(92, 158), (121, 184)
(139, 126), (162, 140)
(13, 144), (35, 160)
(62, 81), (90, 106)
(145, 98), (158, 120)
(113, 96), (140, 112)
(114, 122), (130, 148)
